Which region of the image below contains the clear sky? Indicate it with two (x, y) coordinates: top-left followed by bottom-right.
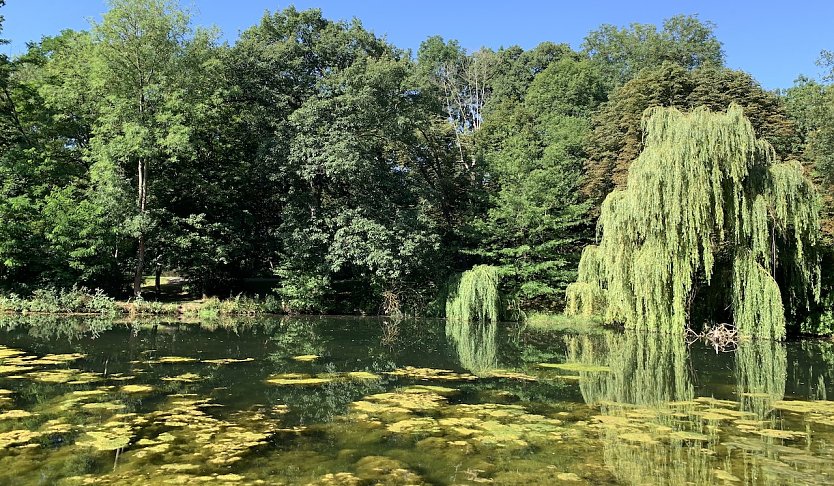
(2, 0), (832, 90)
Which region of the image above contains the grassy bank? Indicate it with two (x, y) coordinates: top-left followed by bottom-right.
(523, 312), (607, 333)
(123, 294), (282, 317)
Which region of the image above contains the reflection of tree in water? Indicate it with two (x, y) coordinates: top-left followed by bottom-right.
(564, 331), (709, 485)
(735, 339), (786, 417)
(568, 331), (693, 406)
(568, 331), (833, 485)
(266, 317), (325, 361)
(0, 315), (114, 341)
(445, 319), (497, 376)
(790, 341), (834, 400)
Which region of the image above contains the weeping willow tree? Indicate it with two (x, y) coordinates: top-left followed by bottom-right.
(566, 104), (820, 339)
(444, 265), (500, 375)
(445, 265), (501, 322)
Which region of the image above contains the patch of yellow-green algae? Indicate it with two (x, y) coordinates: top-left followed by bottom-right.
(25, 369), (102, 384)
(24, 353), (85, 365)
(266, 373), (334, 386)
(384, 366), (477, 381)
(348, 386), (566, 453)
(151, 356), (198, 364)
(76, 424), (133, 451)
(160, 372), (203, 383)
(119, 384), (153, 394)
(486, 369), (539, 381)
(0, 346), (25, 358)
(266, 371), (382, 386)
(537, 362), (611, 373)
(201, 357), (255, 365)
(344, 371), (380, 381)
(0, 409), (34, 420)
(47, 395), (284, 485)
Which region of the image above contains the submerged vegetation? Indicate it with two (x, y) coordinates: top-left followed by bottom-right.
(0, 316), (832, 484)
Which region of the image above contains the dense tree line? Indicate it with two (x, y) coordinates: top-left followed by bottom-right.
(0, 0), (831, 328)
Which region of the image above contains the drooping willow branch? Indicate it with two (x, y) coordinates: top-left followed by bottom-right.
(566, 104), (820, 339)
(446, 264), (500, 323)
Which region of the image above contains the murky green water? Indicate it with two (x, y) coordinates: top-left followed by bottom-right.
(0, 315), (832, 485)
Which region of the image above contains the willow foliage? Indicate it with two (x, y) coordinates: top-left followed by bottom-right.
(566, 104), (820, 339)
(446, 319), (498, 376)
(445, 265), (501, 323)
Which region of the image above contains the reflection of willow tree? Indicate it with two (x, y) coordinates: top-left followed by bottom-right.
(602, 438), (712, 486)
(566, 332), (717, 485)
(791, 341), (834, 400)
(735, 339), (786, 417)
(445, 319), (497, 376)
(578, 332), (824, 485)
(569, 331), (693, 405)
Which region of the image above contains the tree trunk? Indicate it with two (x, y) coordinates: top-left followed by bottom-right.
(155, 266), (162, 294)
(133, 158), (148, 298)
(133, 234), (145, 297)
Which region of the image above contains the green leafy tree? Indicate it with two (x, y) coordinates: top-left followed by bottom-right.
(786, 58), (834, 237)
(87, 0), (196, 297)
(471, 55), (606, 311)
(0, 26), (130, 292)
(583, 14), (724, 87)
(230, 8), (447, 313)
(585, 63), (800, 203)
(784, 51), (834, 335)
(567, 105), (820, 340)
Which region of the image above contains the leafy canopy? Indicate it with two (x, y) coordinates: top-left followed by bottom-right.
(567, 105), (820, 340)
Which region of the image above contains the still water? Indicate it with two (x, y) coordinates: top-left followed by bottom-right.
(0, 315), (832, 485)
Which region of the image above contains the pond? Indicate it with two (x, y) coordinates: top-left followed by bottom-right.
(0, 315), (832, 485)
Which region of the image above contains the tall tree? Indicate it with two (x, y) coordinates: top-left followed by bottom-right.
(88, 0), (194, 297)
(584, 63), (800, 203)
(416, 37), (498, 174)
(229, 8), (447, 313)
(567, 105), (820, 340)
(583, 14), (724, 87)
(473, 55), (606, 311)
(1, 24), (132, 291)
(786, 53), (834, 237)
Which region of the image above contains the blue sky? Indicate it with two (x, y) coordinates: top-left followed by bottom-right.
(2, 1), (832, 90)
